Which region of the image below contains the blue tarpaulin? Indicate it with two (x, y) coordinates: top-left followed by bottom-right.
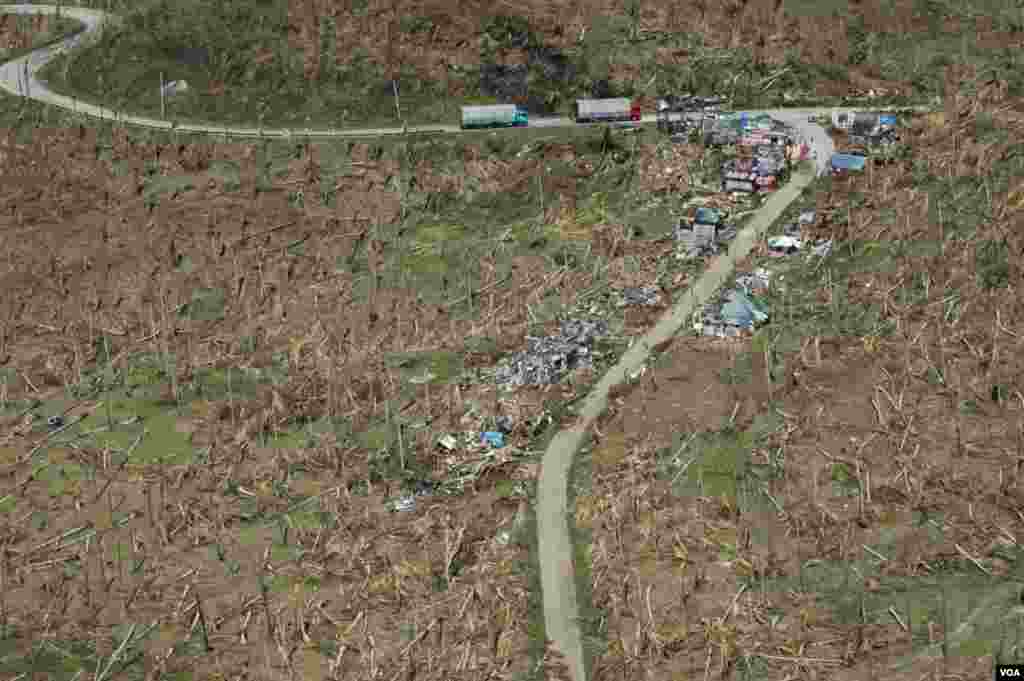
(481, 431), (505, 448)
(879, 114), (897, 127)
(720, 290), (769, 328)
(830, 153), (867, 172)
(695, 207), (722, 225)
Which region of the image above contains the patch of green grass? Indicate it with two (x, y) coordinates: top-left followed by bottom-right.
(0, 620), (160, 680)
(70, 397), (197, 465)
(756, 242), (896, 344)
(718, 351), (755, 385)
(384, 350), (464, 386)
(141, 173), (195, 203)
(176, 287), (226, 321)
(976, 238), (1011, 290)
(756, 544), (1024, 664)
(208, 159), (241, 191)
(658, 412), (783, 505)
(567, 433), (604, 678)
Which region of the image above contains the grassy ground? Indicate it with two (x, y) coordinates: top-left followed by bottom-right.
(579, 77), (1024, 678)
(3, 4), (1021, 678)
(28, 0), (1001, 130)
(0, 80), (763, 678)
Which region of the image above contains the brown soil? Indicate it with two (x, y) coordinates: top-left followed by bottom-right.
(584, 87), (1024, 679)
(0, 110), (683, 676)
(284, 0), (1024, 100)
(0, 13), (63, 51)
(0, 126), (556, 678)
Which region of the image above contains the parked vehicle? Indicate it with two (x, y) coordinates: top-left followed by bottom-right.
(656, 109), (688, 134)
(461, 104), (529, 129)
(574, 98), (641, 124)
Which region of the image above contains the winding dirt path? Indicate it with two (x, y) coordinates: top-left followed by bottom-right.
(536, 167), (816, 681)
(0, 8), (933, 680)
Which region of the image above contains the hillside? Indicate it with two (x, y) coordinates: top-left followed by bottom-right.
(32, 0), (1024, 128)
(0, 1), (1022, 680)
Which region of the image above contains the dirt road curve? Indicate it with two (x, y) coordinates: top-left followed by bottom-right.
(0, 8), (918, 681)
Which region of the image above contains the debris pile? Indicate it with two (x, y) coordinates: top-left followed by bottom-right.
(735, 268), (772, 295)
(389, 419), (532, 512)
(492, 319), (609, 386)
(617, 285), (663, 307)
(766, 234), (833, 258)
(767, 235), (802, 256)
(675, 220), (718, 257)
(693, 286), (770, 338)
(674, 204), (742, 259)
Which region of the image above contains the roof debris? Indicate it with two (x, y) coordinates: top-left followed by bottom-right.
(617, 285), (663, 307)
(492, 318), (609, 387)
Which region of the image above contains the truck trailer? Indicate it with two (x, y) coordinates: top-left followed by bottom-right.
(574, 98), (641, 124)
(460, 105), (529, 129)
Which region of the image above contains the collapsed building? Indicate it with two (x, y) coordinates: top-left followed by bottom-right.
(674, 205), (740, 258)
(832, 111), (901, 149)
(656, 94), (726, 137)
(721, 148), (787, 194)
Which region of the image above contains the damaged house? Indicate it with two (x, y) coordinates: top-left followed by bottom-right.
(834, 111), (901, 148)
(721, 153), (783, 194)
(675, 206), (736, 257)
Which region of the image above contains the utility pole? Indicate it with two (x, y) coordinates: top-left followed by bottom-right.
(392, 79), (402, 122)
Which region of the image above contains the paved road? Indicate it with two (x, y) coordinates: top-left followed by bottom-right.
(0, 3), (928, 142)
(0, 7), (915, 681)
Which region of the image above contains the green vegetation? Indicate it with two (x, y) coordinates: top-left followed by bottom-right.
(656, 412), (784, 505)
(38, 0), (452, 128)
(724, 141), (1024, 668)
(567, 435), (604, 678)
(12, 0), (1023, 131)
(0, 13), (83, 63)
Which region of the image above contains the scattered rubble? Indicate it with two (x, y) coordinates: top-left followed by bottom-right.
(767, 233), (833, 258)
(767, 235), (802, 256)
(393, 434), (535, 511)
(735, 268), (772, 295)
(673, 203), (743, 259)
(617, 285), (662, 307)
(387, 479), (439, 513)
(492, 319), (609, 387)
(691, 202), (833, 337)
(694, 286), (770, 338)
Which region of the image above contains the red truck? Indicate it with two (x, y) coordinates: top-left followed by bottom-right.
(573, 98), (642, 124)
